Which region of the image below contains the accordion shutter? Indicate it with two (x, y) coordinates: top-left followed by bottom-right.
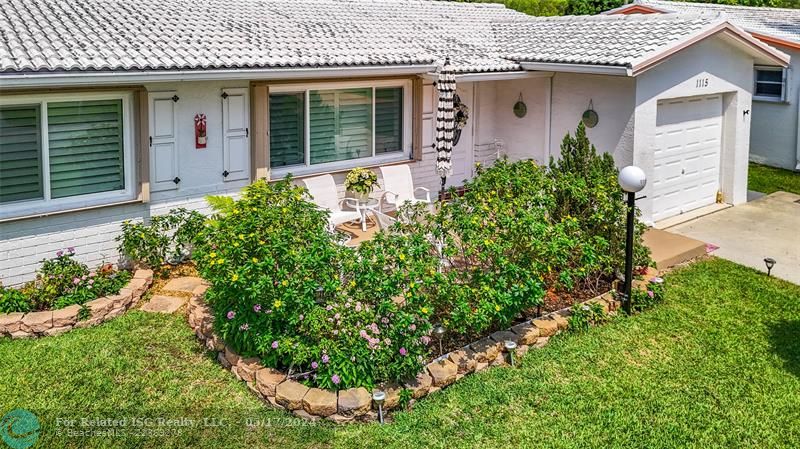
(269, 93), (305, 167)
(375, 87), (403, 154)
(0, 105), (43, 203)
(310, 88), (372, 164)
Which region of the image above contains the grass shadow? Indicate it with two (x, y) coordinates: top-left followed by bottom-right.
(768, 319), (800, 377)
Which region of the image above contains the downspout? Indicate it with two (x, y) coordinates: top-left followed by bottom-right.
(471, 82), (478, 177)
(796, 100), (800, 170)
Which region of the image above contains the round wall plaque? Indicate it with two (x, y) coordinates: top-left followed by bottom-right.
(513, 93), (527, 118)
(582, 99), (598, 128)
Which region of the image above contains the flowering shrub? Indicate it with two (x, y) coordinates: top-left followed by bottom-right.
(0, 249), (131, 313)
(117, 208), (205, 271)
(568, 302), (610, 333)
(631, 277), (666, 312)
(344, 167), (379, 195)
(195, 179), (430, 389)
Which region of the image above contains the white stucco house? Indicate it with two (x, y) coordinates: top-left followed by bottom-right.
(0, 0), (789, 284)
(607, 0), (800, 171)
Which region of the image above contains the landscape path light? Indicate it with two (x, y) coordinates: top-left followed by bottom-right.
(504, 340), (517, 366)
(372, 390), (386, 424)
(618, 165), (647, 315)
(764, 257), (776, 276)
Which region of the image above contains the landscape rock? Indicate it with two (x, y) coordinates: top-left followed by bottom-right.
(141, 295), (185, 314)
(532, 318), (559, 337)
(163, 276), (205, 293)
(327, 414), (354, 424)
(515, 344), (530, 358)
(551, 314), (569, 331)
(51, 305), (81, 327)
(474, 362), (489, 373)
(237, 358), (261, 383)
(217, 352), (232, 369)
(21, 311), (53, 333)
(533, 336), (550, 348)
(470, 337), (502, 362)
(127, 277), (148, 295)
(192, 285), (209, 297)
(510, 321), (540, 345)
(250, 374), (273, 393)
(275, 380), (309, 410)
(0, 313), (25, 334)
(303, 388), (338, 417)
(133, 269), (154, 281)
(426, 359), (458, 387)
(448, 348), (477, 374)
(337, 387), (371, 417)
(43, 326), (72, 337)
(490, 330), (518, 345)
(224, 347), (241, 367)
(292, 409), (321, 421)
(86, 297), (113, 317)
(404, 371), (432, 399)
(376, 383), (403, 410)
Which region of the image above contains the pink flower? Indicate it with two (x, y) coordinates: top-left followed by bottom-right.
(331, 374), (340, 385)
(333, 330), (339, 335)
(227, 311), (235, 320)
(399, 347), (408, 356)
(253, 304), (262, 312)
(334, 313), (340, 320)
(420, 336), (431, 345)
(56, 250), (63, 257)
(67, 247), (75, 253)
(359, 330), (368, 339)
(271, 341), (279, 349)
(647, 290), (655, 298)
(355, 302), (362, 312)
(311, 361), (319, 369)
(88, 279), (94, 285)
(326, 305), (333, 311)
(381, 317), (389, 324)
(369, 323), (379, 334)
(239, 323), (249, 331)
(322, 354), (330, 364)
(73, 278), (80, 285)
(409, 324), (416, 331)
(384, 338), (392, 345)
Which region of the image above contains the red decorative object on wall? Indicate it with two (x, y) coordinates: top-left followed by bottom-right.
(194, 113), (207, 149)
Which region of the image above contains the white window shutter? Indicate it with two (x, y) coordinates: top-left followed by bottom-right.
(149, 92), (179, 192)
(222, 88), (250, 182)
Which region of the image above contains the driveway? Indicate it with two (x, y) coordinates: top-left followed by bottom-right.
(669, 191), (800, 284)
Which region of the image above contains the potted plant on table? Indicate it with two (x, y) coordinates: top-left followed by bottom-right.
(345, 167), (379, 201)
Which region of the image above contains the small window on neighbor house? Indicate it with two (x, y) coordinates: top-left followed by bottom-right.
(267, 83), (407, 173)
(754, 67), (787, 101)
(0, 94), (132, 218)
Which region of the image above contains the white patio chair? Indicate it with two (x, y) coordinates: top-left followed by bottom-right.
(301, 174), (361, 232)
(379, 165), (431, 213)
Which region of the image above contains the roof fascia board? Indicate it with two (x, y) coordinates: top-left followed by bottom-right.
(603, 4), (667, 15)
(422, 70), (556, 82)
(519, 62), (632, 76)
(0, 64), (438, 88)
(749, 32), (800, 52)
(631, 22), (790, 76)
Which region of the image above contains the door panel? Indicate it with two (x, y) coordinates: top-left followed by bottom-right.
(652, 95), (722, 222)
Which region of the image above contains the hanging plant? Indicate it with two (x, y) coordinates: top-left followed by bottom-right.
(453, 93), (470, 146)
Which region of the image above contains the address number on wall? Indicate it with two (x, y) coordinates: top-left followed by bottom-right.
(695, 78), (709, 88)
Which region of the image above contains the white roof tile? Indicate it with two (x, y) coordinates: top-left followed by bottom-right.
(0, 0), (763, 75)
(633, 0), (800, 44)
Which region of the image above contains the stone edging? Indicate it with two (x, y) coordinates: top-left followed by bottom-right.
(187, 287), (622, 423)
(0, 269), (153, 339)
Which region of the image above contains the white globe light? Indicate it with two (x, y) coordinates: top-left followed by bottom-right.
(618, 166), (647, 193)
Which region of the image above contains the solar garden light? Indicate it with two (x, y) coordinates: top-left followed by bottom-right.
(433, 323), (446, 356)
(618, 166), (647, 315)
(504, 340), (517, 366)
(372, 390), (386, 424)
(314, 286), (325, 304)
(764, 258), (776, 277)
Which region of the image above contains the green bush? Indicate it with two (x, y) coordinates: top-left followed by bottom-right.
(0, 249), (131, 313)
(631, 276), (666, 312)
(568, 301), (610, 332)
(195, 179), (431, 390)
(117, 208), (205, 270)
(549, 122), (651, 276)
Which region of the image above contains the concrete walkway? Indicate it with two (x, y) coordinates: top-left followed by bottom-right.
(669, 191), (800, 284)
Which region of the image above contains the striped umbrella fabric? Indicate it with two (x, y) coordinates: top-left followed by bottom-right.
(435, 57), (456, 197)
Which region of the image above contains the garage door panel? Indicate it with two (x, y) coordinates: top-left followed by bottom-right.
(652, 95), (722, 222)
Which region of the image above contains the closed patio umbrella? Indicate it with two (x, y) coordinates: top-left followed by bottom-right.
(435, 57), (456, 201)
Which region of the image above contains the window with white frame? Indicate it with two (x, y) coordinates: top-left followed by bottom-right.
(269, 80), (411, 175)
(0, 92), (135, 218)
(754, 66), (788, 101)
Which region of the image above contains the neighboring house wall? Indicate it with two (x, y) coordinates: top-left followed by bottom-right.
(634, 35), (755, 223)
(749, 46), (800, 171)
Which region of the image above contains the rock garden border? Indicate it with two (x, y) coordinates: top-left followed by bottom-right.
(0, 269), (153, 339)
(187, 286), (624, 423)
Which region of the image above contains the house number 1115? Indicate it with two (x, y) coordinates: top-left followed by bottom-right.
(696, 78), (709, 88)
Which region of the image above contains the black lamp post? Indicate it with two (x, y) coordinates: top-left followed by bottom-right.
(618, 166), (647, 315)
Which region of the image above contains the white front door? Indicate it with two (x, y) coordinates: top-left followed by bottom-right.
(652, 95), (723, 222)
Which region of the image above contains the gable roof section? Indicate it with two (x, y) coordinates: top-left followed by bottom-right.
(500, 13), (788, 76)
(608, 0), (800, 48)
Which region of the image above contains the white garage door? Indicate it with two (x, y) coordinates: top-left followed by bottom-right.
(652, 95), (723, 222)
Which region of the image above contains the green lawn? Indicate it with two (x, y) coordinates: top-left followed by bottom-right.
(749, 162), (800, 195)
(2, 258), (799, 448)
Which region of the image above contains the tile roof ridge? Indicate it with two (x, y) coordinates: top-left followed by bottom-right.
(639, 0), (800, 14)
